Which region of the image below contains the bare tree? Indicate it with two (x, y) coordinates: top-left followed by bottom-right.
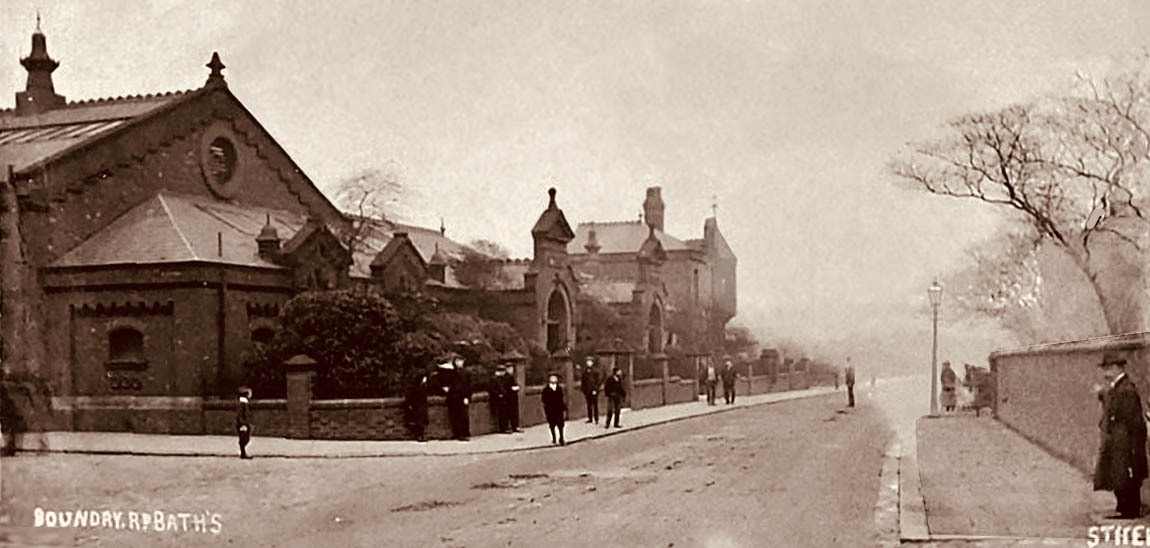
(889, 56), (1150, 334)
(331, 167), (406, 256)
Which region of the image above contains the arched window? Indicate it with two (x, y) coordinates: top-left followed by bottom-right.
(648, 302), (663, 354)
(693, 269), (700, 305)
(108, 327), (145, 363)
(546, 289), (570, 354)
(251, 327), (275, 346)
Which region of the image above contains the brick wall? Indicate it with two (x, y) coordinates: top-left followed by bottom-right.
(631, 378), (664, 410)
(990, 333), (1150, 476)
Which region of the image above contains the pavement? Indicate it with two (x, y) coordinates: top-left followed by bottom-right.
(887, 377), (1118, 547)
(9, 384), (840, 458)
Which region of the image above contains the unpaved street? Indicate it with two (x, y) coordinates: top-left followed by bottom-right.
(6, 390), (893, 547)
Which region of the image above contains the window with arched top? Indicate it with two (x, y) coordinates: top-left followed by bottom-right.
(108, 327), (145, 365)
(546, 289), (570, 354)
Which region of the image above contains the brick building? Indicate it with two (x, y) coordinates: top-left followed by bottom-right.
(568, 187), (737, 354)
(0, 28), (579, 433)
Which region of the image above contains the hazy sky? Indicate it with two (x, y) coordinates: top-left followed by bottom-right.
(3, 1), (1150, 369)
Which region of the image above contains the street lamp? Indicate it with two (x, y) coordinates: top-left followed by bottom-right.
(927, 280), (944, 417)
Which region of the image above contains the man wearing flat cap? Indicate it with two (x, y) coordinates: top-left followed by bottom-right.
(1093, 352), (1148, 519)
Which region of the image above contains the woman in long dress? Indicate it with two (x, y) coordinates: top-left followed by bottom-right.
(940, 361), (958, 412)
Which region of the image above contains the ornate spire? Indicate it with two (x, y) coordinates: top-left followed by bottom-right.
(205, 52), (227, 87)
(16, 18), (65, 114)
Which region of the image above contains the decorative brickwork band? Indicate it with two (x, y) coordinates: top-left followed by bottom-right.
(73, 300), (174, 318)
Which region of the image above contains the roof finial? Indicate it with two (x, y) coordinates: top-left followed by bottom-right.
(440, 216), (445, 236)
(35, 10), (41, 33)
(205, 52), (227, 87)
(547, 187), (557, 208)
(711, 195), (718, 218)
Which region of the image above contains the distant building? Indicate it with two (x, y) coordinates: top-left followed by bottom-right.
(568, 187), (736, 354)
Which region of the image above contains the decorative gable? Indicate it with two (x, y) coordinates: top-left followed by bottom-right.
(370, 232), (428, 294)
(279, 217), (352, 290)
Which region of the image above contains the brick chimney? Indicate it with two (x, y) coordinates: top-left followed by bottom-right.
(16, 20), (66, 115)
(643, 187), (664, 232)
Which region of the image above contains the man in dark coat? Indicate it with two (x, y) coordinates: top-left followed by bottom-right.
(720, 359), (738, 405)
(604, 368), (626, 428)
(450, 354), (472, 441)
(501, 359), (523, 432)
(1094, 353), (1148, 519)
(542, 374), (568, 445)
(403, 370), (430, 442)
(490, 366), (509, 433)
(236, 387), (253, 459)
(581, 357), (602, 424)
(845, 361), (856, 407)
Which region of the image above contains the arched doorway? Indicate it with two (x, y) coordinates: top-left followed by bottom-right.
(546, 288), (570, 354)
(648, 300), (663, 354)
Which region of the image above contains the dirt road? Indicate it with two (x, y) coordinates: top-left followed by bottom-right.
(5, 391), (893, 547)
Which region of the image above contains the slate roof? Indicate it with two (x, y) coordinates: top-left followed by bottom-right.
(0, 91), (194, 172)
(51, 193), (475, 290)
(568, 221), (690, 255)
(50, 192), (308, 268)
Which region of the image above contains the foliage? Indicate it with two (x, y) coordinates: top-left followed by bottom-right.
(241, 290), (527, 398)
(574, 295), (635, 358)
(450, 240), (513, 290)
(721, 325), (759, 361)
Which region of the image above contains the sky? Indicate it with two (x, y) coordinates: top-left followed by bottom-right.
(3, 1), (1150, 373)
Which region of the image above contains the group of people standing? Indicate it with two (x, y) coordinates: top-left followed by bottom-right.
(579, 356), (628, 428)
(701, 359), (740, 406)
(404, 352), (524, 442)
(402, 353), (630, 444)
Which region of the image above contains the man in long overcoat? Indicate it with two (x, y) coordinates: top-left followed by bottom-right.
(581, 357), (602, 424)
(403, 370), (429, 442)
(236, 387), (253, 459)
(1094, 352), (1148, 519)
(604, 368), (626, 428)
(542, 374), (568, 445)
(720, 359), (738, 405)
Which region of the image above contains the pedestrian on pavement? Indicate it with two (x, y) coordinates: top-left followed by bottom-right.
(490, 365), (509, 433)
(844, 360), (856, 408)
(433, 353), (470, 441)
(720, 359), (738, 404)
(833, 367), (840, 391)
(403, 370), (430, 442)
(542, 374), (568, 445)
(236, 386), (253, 459)
(940, 361), (958, 413)
(703, 359), (719, 405)
(452, 354), (472, 441)
(501, 360), (523, 433)
(581, 357), (602, 424)
(1093, 352), (1148, 519)
(604, 368), (626, 428)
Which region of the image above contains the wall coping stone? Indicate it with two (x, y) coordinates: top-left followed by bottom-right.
(989, 332), (1150, 360)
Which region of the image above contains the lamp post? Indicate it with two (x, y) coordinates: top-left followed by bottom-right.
(928, 280), (944, 417)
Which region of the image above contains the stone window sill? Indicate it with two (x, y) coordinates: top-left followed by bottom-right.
(105, 359), (148, 371)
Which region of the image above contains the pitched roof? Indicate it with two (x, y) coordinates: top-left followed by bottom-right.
(568, 221), (690, 255)
(49, 192), (318, 268)
(530, 188), (575, 242)
(349, 216), (470, 286)
(0, 91), (194, 172)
